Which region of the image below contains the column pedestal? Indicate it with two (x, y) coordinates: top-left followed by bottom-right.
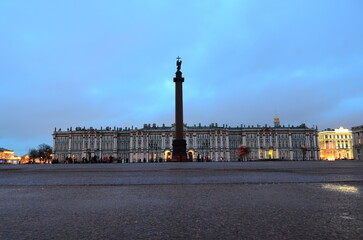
(171, 139), (189, 162)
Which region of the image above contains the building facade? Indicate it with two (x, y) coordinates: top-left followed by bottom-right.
(352, 125), (363, 161)
(52, 118), (319, 162)
(0, 148), (21, 164)
(318, 127), (354, 160)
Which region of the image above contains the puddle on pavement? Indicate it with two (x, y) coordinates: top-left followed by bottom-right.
(322, 184), (359, 194)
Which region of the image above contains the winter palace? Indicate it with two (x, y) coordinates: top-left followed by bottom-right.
(52, 116), (320, 162)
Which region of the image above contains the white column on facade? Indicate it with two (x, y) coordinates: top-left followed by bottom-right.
(308, 134), (312, 160)
(135, 136), (138, 151)
(215, 135), (219, 161)
(81, 136), (85, 158)
(264, 134), (268, 158)
(136, 136), (139, 161)
(217, 134), (223, 161)
(313, 134), (317, 148)
(68, 136), (72, 158)
(88, 135), (91, 150)
(185, 135), (189, 149)
(52, 136), (56, 159)
(311, 134), (315, 160)
(161, 135), (165, 149)
(226, 134), (230, 161)
(113, 135), (117, 158)
(141, 135), (144, 151)
(146, 136), (149, 162)
(289, 133), (294, 160)
(193, 135), (197, 149)
(218, 135), (221, 148)
(242, 134), (246, 146)
(315, 133), (319, 160)
(257, 134), (261, 159)
(68, 136), (72, 151)
(99, 136), (102, 159)
(113, 135), (117, 150)
(305, 134), (310, 160)
(305, 134), (310, 148)
(275, 134), (279, 158)
(129, 135), (134, 162)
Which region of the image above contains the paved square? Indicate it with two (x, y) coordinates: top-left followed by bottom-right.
(0, 161), (362, 239)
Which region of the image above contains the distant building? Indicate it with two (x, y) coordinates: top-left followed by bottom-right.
(318, 127), (353, 160)
(0, 148), (21, 164)
(352, 125), (363, 161)
(52, 117), (319, 162)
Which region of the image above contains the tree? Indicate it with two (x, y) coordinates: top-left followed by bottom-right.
(28, 148), (39, 163)
(38, 144), (52, 163)
(27, 144), (52, 164)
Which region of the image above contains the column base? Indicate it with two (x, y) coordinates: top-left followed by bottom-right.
(170, 155), (190, 162)
(169, 139), (191, 162)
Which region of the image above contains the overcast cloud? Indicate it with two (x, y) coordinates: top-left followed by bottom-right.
(1, 0), (363, 155)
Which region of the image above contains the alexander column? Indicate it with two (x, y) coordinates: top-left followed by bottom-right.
(171, 57), (189, 162)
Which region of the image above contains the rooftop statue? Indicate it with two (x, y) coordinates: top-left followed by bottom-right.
(176, 56), (182, 71)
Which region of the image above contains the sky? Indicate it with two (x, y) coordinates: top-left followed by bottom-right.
(1, 0), (363, 156)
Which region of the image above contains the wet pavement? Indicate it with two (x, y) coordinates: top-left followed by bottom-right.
(0, 161), (362, 239)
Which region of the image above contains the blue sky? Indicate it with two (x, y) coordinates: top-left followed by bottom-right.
(1, 0), (363, 156)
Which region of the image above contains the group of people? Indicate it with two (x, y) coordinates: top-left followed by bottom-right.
(51, 157), (172, 164)
(52, 156), (127, 164)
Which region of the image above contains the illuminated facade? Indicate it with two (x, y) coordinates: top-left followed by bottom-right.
(52, 117), (319, 162)
(352, 125), (363, 161)
(318, 127), (353, 160)
(0, 148), (21, 164)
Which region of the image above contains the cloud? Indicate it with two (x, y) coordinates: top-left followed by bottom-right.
(1, 0), (363, 155)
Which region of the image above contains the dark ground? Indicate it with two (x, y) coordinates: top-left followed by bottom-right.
(0, 161), (362, 240)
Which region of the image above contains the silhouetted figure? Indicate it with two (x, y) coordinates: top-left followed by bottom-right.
(176, 57), (182, 71)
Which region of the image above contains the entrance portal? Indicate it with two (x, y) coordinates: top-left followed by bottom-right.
(269, 149), (273, 159)
(188, 150), (194, 161)
(164, 151), (171, 162)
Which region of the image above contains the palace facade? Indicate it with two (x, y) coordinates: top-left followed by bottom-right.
(52, 117), (319, 162)
(318, 127), (354, 160)
(352, 125), (363, 161)
(0, 148), (21, 164)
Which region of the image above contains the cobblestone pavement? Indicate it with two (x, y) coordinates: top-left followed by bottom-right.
(0, 161), (362, 239)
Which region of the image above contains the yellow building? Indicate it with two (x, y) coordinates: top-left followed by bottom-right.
(318, 127), (353, 160)
(0, 148), (21, 164)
